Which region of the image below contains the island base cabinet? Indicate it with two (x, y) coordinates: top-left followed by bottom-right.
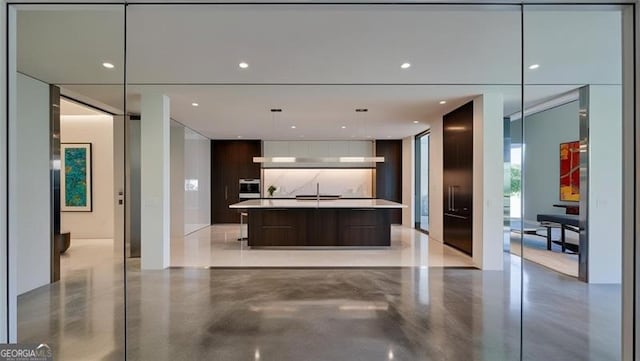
(248, 210), (306, 247)
(246, 208), (391, 247)
(338, 209), (390, 246)
(307, 209), (339, 246)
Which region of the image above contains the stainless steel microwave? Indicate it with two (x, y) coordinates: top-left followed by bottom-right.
(239, 179), (260, 199)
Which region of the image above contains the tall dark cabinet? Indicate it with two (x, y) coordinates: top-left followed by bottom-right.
(443, 101), (474, 255)
(375, 140), (403, 224)
(211, 140), (261, 224)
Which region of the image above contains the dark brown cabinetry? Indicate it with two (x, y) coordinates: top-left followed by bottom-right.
(211, 140), (261, 223)
(338, 209), (390, 246)
(247, 208), (391, 247)
(443, 101), (474, 255)
(375, 140), (403, 224)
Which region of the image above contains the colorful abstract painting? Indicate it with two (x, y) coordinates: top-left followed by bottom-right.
(61, 143), (92, 211)
(559, 141), (580, 202)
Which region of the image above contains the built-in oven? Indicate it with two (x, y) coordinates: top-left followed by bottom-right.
(239, 179), (261, 199)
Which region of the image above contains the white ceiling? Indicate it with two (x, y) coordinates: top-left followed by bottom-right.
(16, 5), (622, 140)
(60, 83), (578, 139)
(60, 98), (107, 116)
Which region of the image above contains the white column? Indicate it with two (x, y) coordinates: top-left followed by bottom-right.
(587, 85), (622, 284)
(140, 92), (171, 270)
(473, 94), (504, 270)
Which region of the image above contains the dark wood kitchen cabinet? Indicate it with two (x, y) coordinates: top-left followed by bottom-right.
(375, 140), (403, 224)
(246, 208), (392, 247)
(443, 101), (473, 256)
(211, 140), (261, 223)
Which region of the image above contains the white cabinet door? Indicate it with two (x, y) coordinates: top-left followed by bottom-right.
(308, 141), (329, 158)
(289, 141), (310, 158)
(263, 141), (290, 157)
(349, 141), (373, 156)
(327, 141), (348, 157)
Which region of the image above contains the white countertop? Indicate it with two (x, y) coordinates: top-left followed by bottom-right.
(229, 199), (407, 209)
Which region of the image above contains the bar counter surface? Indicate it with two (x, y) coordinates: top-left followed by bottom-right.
(230, 199), (406, 247)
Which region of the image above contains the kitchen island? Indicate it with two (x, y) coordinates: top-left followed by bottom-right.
(229, 199), (406, 247)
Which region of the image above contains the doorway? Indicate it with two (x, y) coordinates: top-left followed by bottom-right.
(415, 130), (430, 233)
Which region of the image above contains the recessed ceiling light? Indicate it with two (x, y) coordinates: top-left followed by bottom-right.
(401, 62), (411, 69)
(291, 125), (296, 129)
(341, 126), (347, 129)
(191, 102), (199, 107)
(355, 108), (368, 112)
(528, 64), (540, 70)
(102, 62), (114, 69)
(270, 109), (282, 112)
(439, 100), (447, 105)
(413, 120), (419, 124)
(237, 135), (243, 138)
(239, 62), (249, 69)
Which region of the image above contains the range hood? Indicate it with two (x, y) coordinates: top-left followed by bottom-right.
(253, 156), (384, 163)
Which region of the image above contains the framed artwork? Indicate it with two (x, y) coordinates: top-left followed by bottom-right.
(61, 143), (93, 212)
(559, 141), (580, 202)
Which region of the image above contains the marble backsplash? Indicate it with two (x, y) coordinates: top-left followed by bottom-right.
(262, 169), (373, 198)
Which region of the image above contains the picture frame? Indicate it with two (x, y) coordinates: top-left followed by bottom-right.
(559, 141), (580, 202)
(61, 143), (93, 212)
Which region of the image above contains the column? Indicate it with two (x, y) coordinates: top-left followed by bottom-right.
(140, 91), (171, 269)
(584, 85), (622, 283)
(473, 93), (505, 270)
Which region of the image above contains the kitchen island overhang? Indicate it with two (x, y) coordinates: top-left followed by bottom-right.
(230, 199), (407, 247)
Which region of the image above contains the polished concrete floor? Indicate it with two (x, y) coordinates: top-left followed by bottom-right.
(171, 225), (474, 268)
(509, 231), (579, 278)
(507, 220), (580, 277)
(18, 237), (621, 361)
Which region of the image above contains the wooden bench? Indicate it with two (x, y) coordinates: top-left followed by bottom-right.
(536, 214), (579, 253)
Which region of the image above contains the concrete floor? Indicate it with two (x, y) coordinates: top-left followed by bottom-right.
(171, 224), (474, 268)
(17, 231), (621, 361)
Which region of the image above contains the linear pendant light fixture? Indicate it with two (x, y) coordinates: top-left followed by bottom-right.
(253, 156), (385, 163)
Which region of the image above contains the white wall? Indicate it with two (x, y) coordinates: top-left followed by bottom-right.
(170, 121), (185, 238)
(472, 94), (505, 271)
(263, 169), (373, 198)
(14, 74), (51, 295)
(588, 85), (623, 284)
(183, 127), (210, 234)
(519, 101), (580, 221)
(60, 114), (115, 239)
(401, 136), (415, 226)
(170, 122), (211, 236)
(428, 117), (444, 243)
(140, 92), (171, 270)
